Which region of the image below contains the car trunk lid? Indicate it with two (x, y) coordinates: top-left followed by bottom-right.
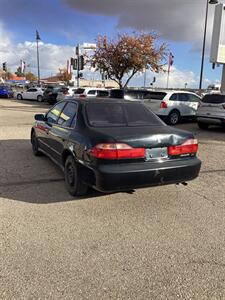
(90, 126), (193, 149)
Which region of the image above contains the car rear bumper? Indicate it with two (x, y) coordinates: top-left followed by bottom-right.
(88, 157), (201, 193)
(197, 116), (225, 125)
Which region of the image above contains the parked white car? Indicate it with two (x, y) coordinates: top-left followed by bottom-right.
(142, 90), (201, 125)
(56, 87), (77, 102)
(197, 93), (225, 129)
(16, 87), (44, 102)
(73, 87), (109, 98)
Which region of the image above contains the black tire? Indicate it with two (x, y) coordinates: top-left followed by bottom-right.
(37, 95), (43, 102)
(48, 99), (56, 105)
(198, 122), (209, 130)
(64, 155), (88, 196)
(17, 94), (23, 100)
(167, 110), (180, 125)
(31, 132), (42, 156)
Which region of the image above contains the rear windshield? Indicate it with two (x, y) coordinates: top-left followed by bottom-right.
(53, 87), (61, 92)
(124, 90), (146, 100)
(86, 102), (163, 127)
(74, 88), (85, 94)
(202, 94), (225, 104)
(144, 92), (167, 100)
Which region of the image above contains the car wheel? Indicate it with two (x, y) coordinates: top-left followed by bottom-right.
(167, 110), (180, 125)
(64, 155), (88, 196)
(17, 94), (23, 100)
(198, 122), (209, 130)
(37, 95), (43, 102)
(48, 99), (56, 105)
(31, 132), (42, 156)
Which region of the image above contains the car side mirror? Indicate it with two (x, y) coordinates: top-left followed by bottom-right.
(34, 114), (46, 121)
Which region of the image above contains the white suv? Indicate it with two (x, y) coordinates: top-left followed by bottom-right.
(56, 87), (77, 102)
(197, 93), (225, 129)
(74, 88), (109, 98)
(142, 90), (201, 125)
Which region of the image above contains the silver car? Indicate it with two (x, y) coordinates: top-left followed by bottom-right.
(197, 93), (225, 129)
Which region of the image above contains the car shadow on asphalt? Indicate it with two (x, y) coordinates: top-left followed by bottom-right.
(10, 98), (51, 108)
(0, 139), (135, 204)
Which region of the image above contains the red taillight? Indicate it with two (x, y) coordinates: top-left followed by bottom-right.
(168, 139), (198, 156)
(79, 94), (86, 98)
(64, 91), (69, 95)
(223, 104), (225, 109)
(160, 101), (168, 109)
(90, 143), (145, 160)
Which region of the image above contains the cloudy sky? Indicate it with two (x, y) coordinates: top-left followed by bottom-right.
(0, 0), (224, 88)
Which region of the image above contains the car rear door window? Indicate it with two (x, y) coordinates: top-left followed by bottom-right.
(46, 102), (66, 124)
(86, 102), (163, 127)
(202, 94), (225, 104)
(187, 94), (200, 102)
(87, 90), (96, 95)
(178, 93), (189, 101)
(169, 93), (178, 101)
(97, 90), (109, 97)
(57, 102), (77, 128)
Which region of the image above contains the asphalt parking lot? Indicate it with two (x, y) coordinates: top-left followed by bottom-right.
(0, 98), (225, 299)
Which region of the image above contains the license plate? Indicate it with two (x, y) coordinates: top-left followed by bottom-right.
(145, 147), (168, 161)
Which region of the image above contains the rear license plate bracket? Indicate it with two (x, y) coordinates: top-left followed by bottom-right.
(145, 147), (168, 161)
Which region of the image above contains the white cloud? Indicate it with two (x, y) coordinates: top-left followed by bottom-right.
(0, 22), (75, 77)
(128, 66), (199, 89)
(152, 67), (198, 89)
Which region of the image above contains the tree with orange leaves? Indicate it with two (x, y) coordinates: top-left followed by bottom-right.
(92, 33), (167, 88)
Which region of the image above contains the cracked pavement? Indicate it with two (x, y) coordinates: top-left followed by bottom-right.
(0, 99), (225, 299)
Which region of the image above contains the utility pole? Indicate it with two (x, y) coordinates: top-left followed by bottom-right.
(143, 68), (147, 88)
(76, 44), (80, 88)
(36, 30), (41, 85)
(221, 65), (225, 93)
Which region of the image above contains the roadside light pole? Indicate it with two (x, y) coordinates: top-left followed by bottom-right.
(76, 44), (80, 88)
(36, 30), (41, 85)
(199, 0), (218, 90)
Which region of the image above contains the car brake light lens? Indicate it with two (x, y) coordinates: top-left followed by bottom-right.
(160, 101), (168, 109)
(90, 143), (145, 159)
(79, 94), (86, 98)
(223, 104), (225, 109)
(168, 139), (198, 156)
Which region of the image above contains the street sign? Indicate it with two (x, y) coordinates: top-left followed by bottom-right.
(82, 43), (96, 50)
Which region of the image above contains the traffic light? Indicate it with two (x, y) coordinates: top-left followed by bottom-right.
(76, 46), (79, 56)
(72, 58), (78, 70)
(79, 56), (84, 70)
(2, 62), (7, 71)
